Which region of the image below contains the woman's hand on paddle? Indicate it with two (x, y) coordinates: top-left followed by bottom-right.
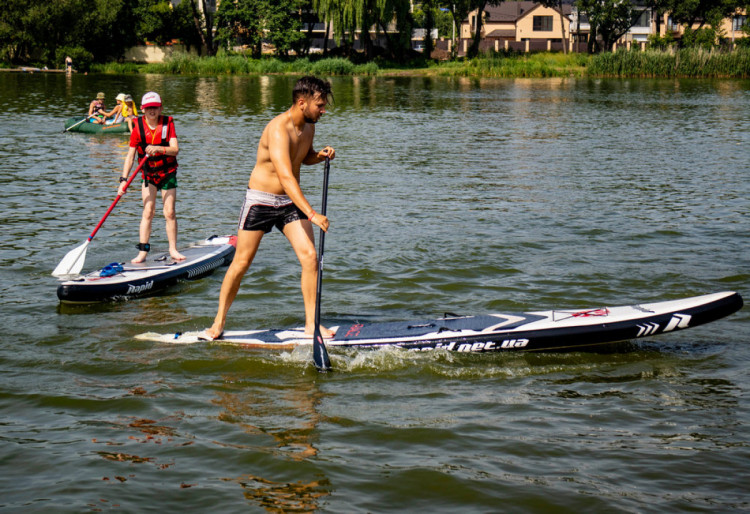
(117, 181), (129, 196)
(310, 212), (329, 232)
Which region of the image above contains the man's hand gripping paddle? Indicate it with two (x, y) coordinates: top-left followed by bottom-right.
(312, 156), (332, 372)
(52, 154), (149, 277)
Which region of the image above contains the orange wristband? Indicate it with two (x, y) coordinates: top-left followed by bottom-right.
(308, 210), (316, 221)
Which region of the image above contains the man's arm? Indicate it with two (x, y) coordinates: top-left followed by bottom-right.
(268, 124), (329, 231)
(302, 144), (335, 165)
(269, 125), (314, 217)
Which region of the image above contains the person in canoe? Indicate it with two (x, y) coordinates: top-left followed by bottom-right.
(117, 91), (186, 264)
(205, 76), (336, 341)
(102, 93), (136, 131)
(121, 94), (138, 132)
(103, 93), (126, 125)
(88, 92), (108, 124)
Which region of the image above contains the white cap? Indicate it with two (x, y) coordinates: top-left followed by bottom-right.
(115, 93), (126, 102)
(141, 91), (162, 108)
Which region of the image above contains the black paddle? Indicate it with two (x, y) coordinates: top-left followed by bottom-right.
(312, 156), (332, 372)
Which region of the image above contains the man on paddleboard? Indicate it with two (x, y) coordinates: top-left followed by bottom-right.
(205, 76), (335, 340)
(118, 91), (186, 264)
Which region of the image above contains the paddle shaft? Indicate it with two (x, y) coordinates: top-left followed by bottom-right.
(87, 154), (148, 242)
(312, 156), (332, 371)
(313, 159), (330, 322)
(64, 115), (93, 132)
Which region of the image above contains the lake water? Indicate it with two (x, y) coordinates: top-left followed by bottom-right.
(1, 72), (749, 512)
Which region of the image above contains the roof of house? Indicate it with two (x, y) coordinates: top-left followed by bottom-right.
(485, 29), (517, 38)
(484, 1), (538, 22)
(478, 1), (572, 23)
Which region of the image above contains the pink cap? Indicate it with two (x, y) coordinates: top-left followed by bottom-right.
(141, 91), (162, 108)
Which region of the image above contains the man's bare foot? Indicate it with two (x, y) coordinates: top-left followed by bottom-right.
(305, 325), (335, 339)
(170, 250), (186, 261)
(131, 251), (148, 263)
(204, 323), (224, 341)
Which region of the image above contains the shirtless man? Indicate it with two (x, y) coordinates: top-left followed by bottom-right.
(205, 76), (335, 340)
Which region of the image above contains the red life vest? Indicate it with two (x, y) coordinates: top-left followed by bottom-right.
(135, 115), (178, 181)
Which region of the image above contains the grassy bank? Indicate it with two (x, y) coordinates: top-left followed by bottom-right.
(428, 51), (590, 78)
(587, 47), (750, 78)
(93, 55), (378, 76)
(88, 48), (750, 78)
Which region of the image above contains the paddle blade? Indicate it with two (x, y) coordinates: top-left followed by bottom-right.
(313, 333), (332, 372)
(52, 240), (89, 277)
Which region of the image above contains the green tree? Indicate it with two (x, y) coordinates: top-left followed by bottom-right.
(653, 0), (739, 30)
(652, 0), (743, 48)
(135, 0), (178, 45)
(434, 7), (454, 40)
(312, 0), (414, 61)
(434, 0), (472, 58)
(215, 0), (265, 56)
(1, 0), (43, 62)
(1, 0), (137, 66)
(215, 0), (310, 57)
(413, 0), (437, 56)
(575, 0), (647, 53)
(188, 0), (218, 55)
(133, 0), (203, 49)
(172, 0), (205, 52)
(265, 0), (307, 56)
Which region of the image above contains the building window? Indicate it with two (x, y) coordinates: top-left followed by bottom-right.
(633, 10), (650, 28)
(533, 16), (553, 32)
(733, 15), (747, 31)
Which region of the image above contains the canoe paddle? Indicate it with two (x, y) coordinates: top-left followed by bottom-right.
(312, 156), (332, 372)
(63, 114), (94, 133)
(52, 154), (149, 277)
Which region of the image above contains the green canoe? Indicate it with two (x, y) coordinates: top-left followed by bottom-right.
(64, 116), (129, 134)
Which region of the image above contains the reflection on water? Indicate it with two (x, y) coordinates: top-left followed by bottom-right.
(214, 380), (323, 461)
(236, 474), (331, 512)
(214, 378), (330, 510)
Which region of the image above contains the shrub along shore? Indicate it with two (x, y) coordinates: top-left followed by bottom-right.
(91, 48), (750, 79)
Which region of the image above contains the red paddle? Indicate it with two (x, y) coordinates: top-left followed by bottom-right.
(52, 154), (149, 277)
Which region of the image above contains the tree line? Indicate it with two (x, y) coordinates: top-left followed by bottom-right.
(2, 0), (749, 70)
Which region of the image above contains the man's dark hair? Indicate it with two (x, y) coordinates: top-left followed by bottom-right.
(292, 76), (333, 104)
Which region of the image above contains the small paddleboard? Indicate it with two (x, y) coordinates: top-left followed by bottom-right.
(136, 291), (742, 353)
(57, 235), (236, 303)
